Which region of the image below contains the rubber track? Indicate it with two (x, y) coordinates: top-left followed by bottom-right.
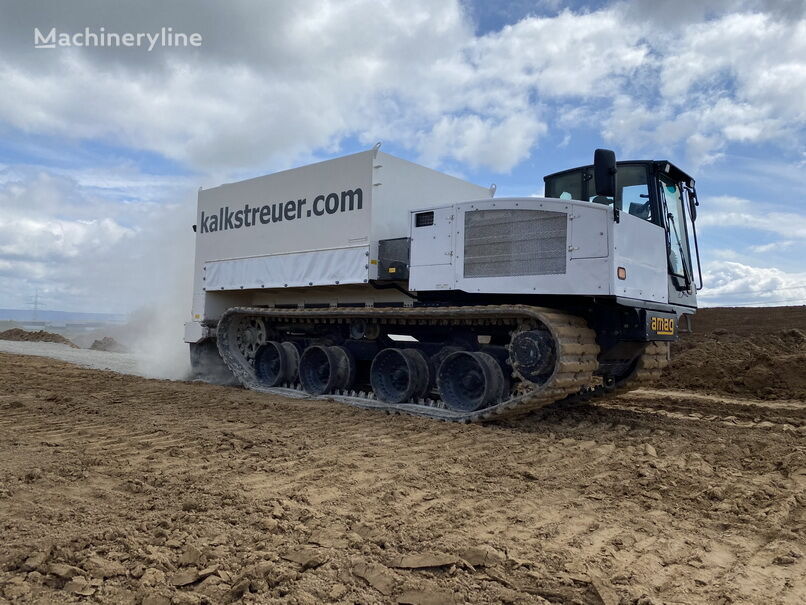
(217, 305), (600, 423)
(569, 341), (670, 404)
(606, 341), (670, 395)
(618, 341), (670, 389)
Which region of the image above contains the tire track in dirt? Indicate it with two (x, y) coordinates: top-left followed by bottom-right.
(0, 410), (196, 460)
(592, 388), (806, 433)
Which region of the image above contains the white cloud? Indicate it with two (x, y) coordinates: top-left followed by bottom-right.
(0, 1), (688, 174)
(698, 195), (806, 240)
(415, 113), (547, 172)
(659, 13), (806, 122)
(710, 248), (741, 260)
(749, 241), (795, 253)
(0, 168), (194, 313)
(0, 2), (801, 176)
(604, 11), (805, 167)
(700, 260), (806, 306)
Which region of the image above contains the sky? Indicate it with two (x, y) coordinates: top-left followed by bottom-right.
(0, 0), (804, 314)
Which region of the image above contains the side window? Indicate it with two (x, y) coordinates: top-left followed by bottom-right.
(618, 165), (651, 222)
(585, 164), (651, 221)
(545, 171), (583, 201)
(546, 165), (652, 224)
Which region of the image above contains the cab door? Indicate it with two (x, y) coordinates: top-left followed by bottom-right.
(658, 174), (697, 309)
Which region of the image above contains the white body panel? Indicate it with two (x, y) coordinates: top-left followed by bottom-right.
(205, 245), (370, 291)
(612, 213), (668, 302)
(409, 197), (668, 305)
(408, 206), (454, 290)
(183, 320), (210, 344)
(187, 149), (489, 339)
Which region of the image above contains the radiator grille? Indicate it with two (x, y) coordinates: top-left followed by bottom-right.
(464, 209), (567, 278)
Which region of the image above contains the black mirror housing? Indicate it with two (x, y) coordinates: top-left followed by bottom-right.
(593, 148), (617, 198)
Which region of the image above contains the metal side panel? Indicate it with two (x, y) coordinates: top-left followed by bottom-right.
(570, 205), (609, 259)
(204, 246), (369, 291)
(452, 198), (611, 296)
(409, 206), (456, 291)
(409, 206), (454, 267)
(183, 321), (211, 344)
(612, 214), (667, 303)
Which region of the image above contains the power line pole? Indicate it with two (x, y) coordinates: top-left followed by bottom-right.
(29, 289), (40, 322)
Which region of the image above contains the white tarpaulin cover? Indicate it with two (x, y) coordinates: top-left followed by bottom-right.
(204, 246), (369, 291)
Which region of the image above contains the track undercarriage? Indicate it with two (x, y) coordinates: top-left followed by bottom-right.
(215, 305), (669, 423)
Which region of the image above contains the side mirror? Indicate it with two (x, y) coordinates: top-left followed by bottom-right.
(593, 148), (617, 198)
(689, 195), (698, 222)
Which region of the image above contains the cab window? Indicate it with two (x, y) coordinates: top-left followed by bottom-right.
(545, 163), (653, 223)
(618, 165), (652, 222)
(544, 170), (582, 201)
(659, 175), (691, 278)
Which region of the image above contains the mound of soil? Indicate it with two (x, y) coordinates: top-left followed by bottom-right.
(0, 328), (78, 349)
(89, 336), (129, 353)
(664, 306), (806, 400)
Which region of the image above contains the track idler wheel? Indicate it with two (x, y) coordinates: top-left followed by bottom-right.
(254, 341), (300, 387)
(235, 317), (267, 363)
(510, 329), (556, 383)
(299, 345), (356, 395)
(437, 351), (504, 412)
(370, 348), (430, 404)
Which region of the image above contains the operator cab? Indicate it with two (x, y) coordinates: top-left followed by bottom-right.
(544, 157), (702, 302)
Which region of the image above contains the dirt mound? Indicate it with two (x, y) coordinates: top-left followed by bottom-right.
(664, 306), (806, 400)
(0, 328), (78, 349)
(89, 336), (129, 353)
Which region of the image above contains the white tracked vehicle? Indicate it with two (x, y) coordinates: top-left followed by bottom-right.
(185, 145), (702, 422)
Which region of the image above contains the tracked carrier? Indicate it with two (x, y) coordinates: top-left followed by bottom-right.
(185, 146), (702, 422)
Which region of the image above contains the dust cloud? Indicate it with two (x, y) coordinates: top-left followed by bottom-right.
(102, 198), (197, 380)
(127, 304), (193, 380)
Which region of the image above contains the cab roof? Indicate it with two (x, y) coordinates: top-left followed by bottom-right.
(544, 159), (695, 187)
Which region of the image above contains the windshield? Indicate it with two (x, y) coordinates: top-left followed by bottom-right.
(545, 163), (653, 222)
(659, 174), (691, 278)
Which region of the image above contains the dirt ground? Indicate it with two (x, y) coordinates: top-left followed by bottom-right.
(1, 308), (805, 605)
